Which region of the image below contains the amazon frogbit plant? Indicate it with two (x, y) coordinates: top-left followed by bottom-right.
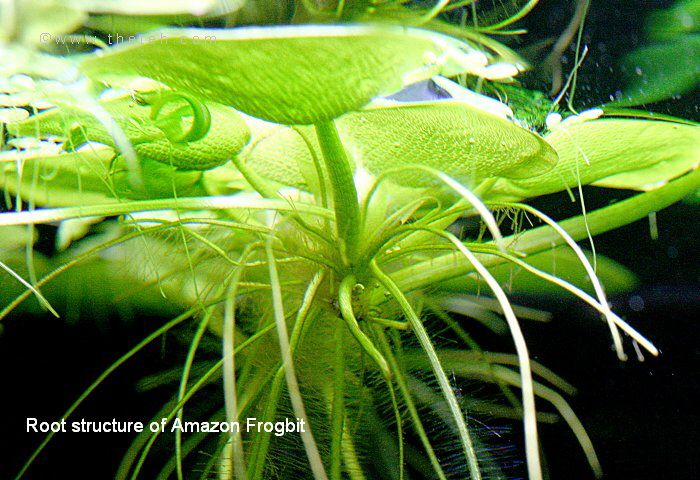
(1, 3), (698, 480)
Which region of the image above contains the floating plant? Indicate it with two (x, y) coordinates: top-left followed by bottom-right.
(0, 1), (698, 479)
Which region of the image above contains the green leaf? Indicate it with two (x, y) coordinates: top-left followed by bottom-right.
(0, 249), (184, 320)
(0, 226), (36, 251)
(338, 99), (558, 187)
(488, 118), (700, 200)
(86, 15), (183, 39)
(83, 2), (247, 37)
(110, 156), (206, 199)
(79, 25), (496, 125)
(70, 0), (241, 16)
(611, 35), (700, 107)
(0, 44), (75, 79)
(6, 0), (86, 45)
(0, 144), (205, 205)
(244, 98), (558, 191)
(437, 248), (638, 297)
(593, 155), (699, 191)
(244, 123), (320, 190)
(646, 0), (700, 41)
(0, 107), (30, 123)
(0, 146), (117, 206)
(7, 92), (250, 171)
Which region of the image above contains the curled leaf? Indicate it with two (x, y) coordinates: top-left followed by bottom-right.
(8, 92), (250, 170)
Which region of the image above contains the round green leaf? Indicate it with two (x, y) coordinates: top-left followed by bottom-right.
(244, 125), (318, 190)
(339, 100), (558, 187)
(80, 25), (493, 125)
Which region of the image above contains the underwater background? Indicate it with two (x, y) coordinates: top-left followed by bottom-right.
(515, 1), (699, 478)
(0, 0), (697, 479)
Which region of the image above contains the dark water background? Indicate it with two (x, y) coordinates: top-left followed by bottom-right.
(0, 1), (697, 479)
(517, 1), (699, 478)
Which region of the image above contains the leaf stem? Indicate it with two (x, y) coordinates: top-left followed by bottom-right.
(389, 169), (700, 294)
(315, 121), (361, 266)
(0, 195), (334, 226)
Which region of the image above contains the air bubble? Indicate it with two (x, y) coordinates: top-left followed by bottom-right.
(628, 295), (645, 312)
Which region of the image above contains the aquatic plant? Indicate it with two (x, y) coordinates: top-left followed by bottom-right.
(613, 0), (700, 107)
(1, 1), (698, 479)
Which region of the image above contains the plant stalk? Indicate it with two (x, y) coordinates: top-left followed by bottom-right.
(389, 169), (700, 295)
(315, 121), (361, 266)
